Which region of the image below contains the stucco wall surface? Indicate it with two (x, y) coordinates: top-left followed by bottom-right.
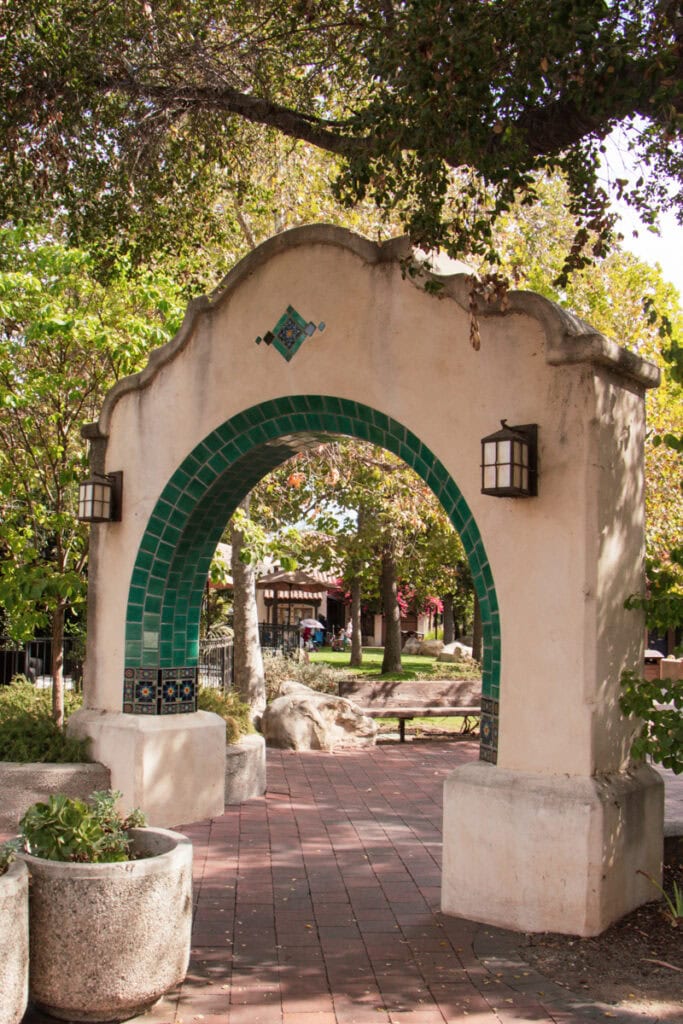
(84, 226), (657, 782)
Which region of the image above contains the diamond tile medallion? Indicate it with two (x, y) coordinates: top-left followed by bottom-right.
(255, 305), (325, 362)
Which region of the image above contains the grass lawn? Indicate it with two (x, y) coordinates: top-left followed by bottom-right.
(374, 714), (480, 735)
(309, 646), (481, 682)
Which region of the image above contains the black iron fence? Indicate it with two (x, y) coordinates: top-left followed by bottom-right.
(1, 625), (298, 693)
(0, 636), (85, 688)
(258, 622), (299, 654)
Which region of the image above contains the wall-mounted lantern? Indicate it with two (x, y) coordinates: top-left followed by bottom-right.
(481, 422), (538, 497)
(77, 471), (123, 522)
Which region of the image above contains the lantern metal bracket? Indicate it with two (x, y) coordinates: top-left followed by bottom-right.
(106, 471), (123, 521)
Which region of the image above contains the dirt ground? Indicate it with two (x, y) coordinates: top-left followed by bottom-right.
(517, 837), (682, 1018)
(381, 723), (682, 1019)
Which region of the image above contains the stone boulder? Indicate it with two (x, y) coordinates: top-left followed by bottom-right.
(261, 681), (377, 751)
(418, 638), (444, 657)
(438, 641), (474, 664)
(402, 636), (422, 654)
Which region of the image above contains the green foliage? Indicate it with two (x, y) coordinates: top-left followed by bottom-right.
(0, 226), (185, 724)
(625, 553), (683, 638)
(637, 870), (683, 927)
(19, 790), (147, 863)
(251, 439), (469, 609)
(0, 226), (186, 646)
(197, 686), (253, 744)
(0, 679), (89, 762)
(0, 2), (679, 280)
(620, 671), (683, 774)
(0, 838), (20, 876)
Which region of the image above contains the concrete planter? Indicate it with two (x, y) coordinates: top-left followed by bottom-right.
(225, 733), (266, 804)
(0, 859), (29, 1024)
(20, 826), (192, 1023)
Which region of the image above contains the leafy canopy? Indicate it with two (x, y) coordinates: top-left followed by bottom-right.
(0, 226), (185, 643)
(0, 1), (681, 278)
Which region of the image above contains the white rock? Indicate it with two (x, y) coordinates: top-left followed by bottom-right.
(261, 681), (377, 751)
(438, 641), (473, 663)
(418, 639), (444, 657)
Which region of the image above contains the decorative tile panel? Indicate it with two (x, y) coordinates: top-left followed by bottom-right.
(479, 697), (499, 764)
(123, 666), (197, 715)
(160, 667), (197, 715)
(255, 306), (325, 362)
(123, 667), (160, 715)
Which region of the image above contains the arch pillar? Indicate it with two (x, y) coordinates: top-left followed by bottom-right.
(68, 226), (664, 934)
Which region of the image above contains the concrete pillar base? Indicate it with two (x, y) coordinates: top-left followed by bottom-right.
(67, 709), (226, 827)
(441, 761), (664, 936)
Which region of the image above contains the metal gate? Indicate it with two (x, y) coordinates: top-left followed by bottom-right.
(197, 638), (234, 691)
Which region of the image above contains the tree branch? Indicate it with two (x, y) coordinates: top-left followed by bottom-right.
(97, 76), (371, 160)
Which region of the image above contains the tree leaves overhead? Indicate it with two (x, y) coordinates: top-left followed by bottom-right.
(1, 1), (681, 274)
(0, 0), (369, 260)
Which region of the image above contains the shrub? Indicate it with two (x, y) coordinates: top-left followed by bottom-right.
(620, 670), (683, 774)
(0, 678), (89, 763)
(263, 652), (341, 700)
(19, 790), (147, 863)
(197, 686), (253, 744)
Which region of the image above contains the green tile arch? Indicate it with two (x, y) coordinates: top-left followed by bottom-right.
(124, 396), (501, 734)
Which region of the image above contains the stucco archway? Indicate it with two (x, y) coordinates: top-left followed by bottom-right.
(72, 226), (663, 935)
(120, 397), (500, 753)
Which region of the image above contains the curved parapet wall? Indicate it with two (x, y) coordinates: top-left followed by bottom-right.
(87, 226), (658, 446)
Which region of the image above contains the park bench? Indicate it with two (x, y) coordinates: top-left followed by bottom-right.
(338, 678), (482, 742)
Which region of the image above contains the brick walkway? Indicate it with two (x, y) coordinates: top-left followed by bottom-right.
(22, 742), (681, 1024)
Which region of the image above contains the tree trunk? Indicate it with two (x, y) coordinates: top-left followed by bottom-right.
(442, 593), (455, 645)
(472, 591), (483, 664)
(230, 500), (266, 718)
(51, 600), (66, 730)
(380, 548), (403, 674)
(349, 578), (363, 668)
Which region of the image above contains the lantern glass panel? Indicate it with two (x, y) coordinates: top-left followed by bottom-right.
(498, 463), (511, 488)
(513, 464), (522, 490)
(93, 482), (111, 519)
(484, 441), (496, 465)
(497, 438), (511, 465)
(483, 465), (497, 488)
(78, 482), (92, 519)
